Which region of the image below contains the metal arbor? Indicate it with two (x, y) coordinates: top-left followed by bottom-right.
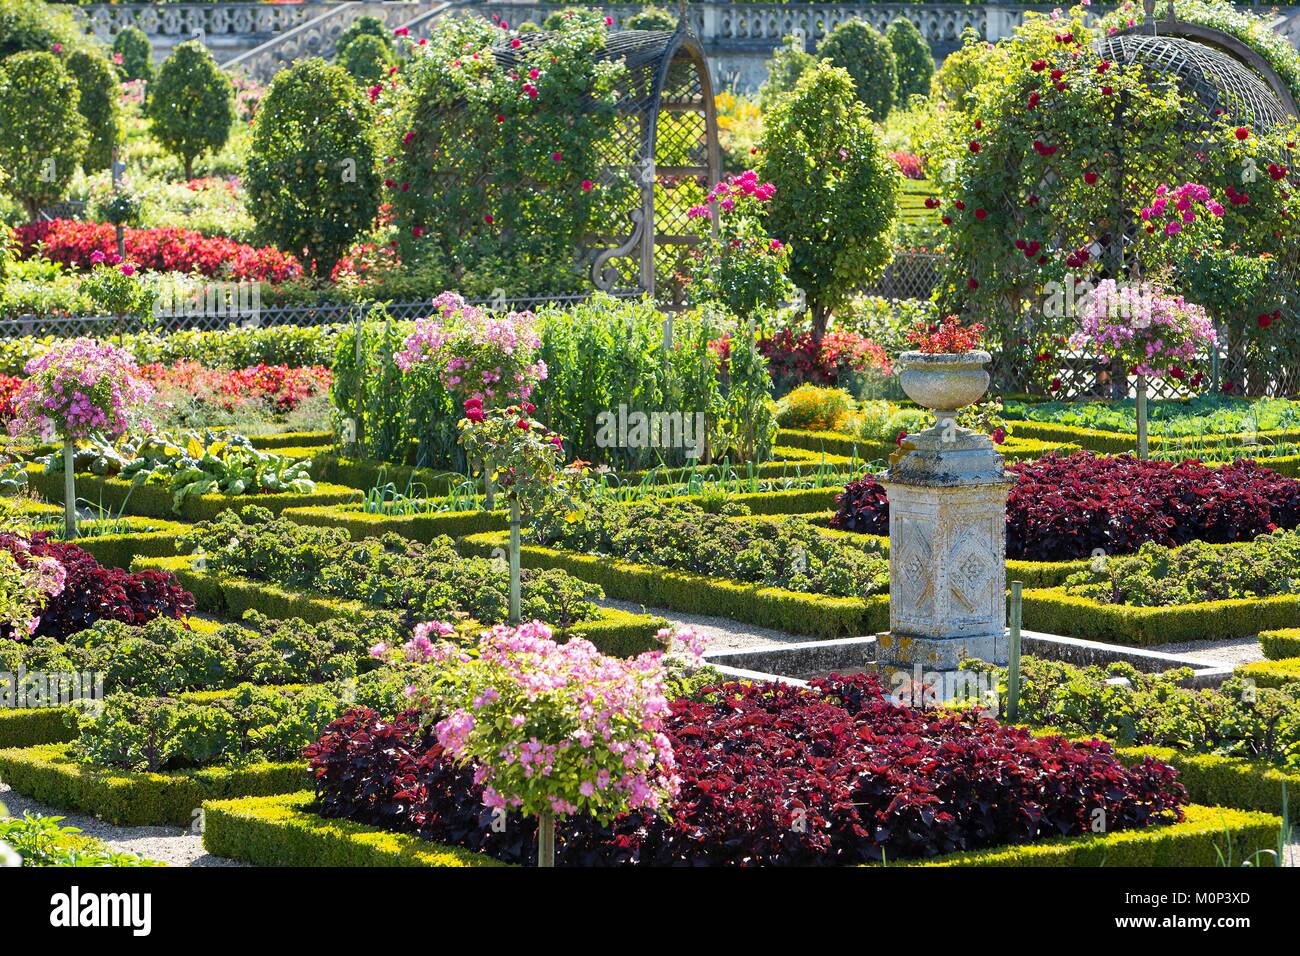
(1096, 18), (1300, 396)
(492, 23), (721, 299)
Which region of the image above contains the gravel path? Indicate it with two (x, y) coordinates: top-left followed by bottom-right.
(1151, 636), (1265, 667)
(0, 782), (242, 867)
(599, 598), (819, 652)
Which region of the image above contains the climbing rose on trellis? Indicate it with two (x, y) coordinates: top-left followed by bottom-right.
(431, 620), (679, 823)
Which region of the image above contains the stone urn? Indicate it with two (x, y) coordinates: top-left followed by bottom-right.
(897, 351), (992, 424)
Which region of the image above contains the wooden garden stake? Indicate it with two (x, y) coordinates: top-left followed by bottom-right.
(1007, 581), (1023, 723)
(537, 810), (556, 868)
(63, 440), (77, 540)
(508, 498), (521, 624)
(1136, 373), (1149, 460)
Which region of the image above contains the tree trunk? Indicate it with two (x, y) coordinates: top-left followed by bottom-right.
(810, 302), (830, 348)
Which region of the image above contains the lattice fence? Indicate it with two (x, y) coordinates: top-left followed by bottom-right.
(0, 291), (640, 341)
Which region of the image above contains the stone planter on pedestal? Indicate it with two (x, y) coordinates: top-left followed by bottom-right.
(877, 351), (1012, 695)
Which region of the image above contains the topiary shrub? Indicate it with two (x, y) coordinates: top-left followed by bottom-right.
(0, 51), (87, 218)
(816, 19), (898, 121)
(0, 0), (86, 60)
(246, 57), (380, 279)
(624, 5), (677, 31)
(64, 49), (119, 172)
(886, 17), (934, 103)
(111, 24), (153, 84)
(337, 33), (396, 86)
(758, 62), (898, 343)
(146, 40), (235, 180)
(758, 33), (816, 113)
(335, 14), (393, 56)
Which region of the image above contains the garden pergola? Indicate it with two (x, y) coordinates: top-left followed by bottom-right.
(1093, 15), (1300, 396)
(493, 23), (721, 298)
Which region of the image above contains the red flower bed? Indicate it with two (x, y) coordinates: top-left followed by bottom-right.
(831, 452), (1300, 560)
(754, 328), (892, 387)
(889, 151), (925, 180)
(0, 533), (195, 641)
(138, 361), (331, 413)
(0, 375), (22, 421)
(14, 219), (302, 284)
(306, 673), (1185, 865)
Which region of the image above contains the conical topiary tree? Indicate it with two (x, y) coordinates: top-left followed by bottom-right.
(337, 33), (396, 86)
(886, 17), (934, 103)
(0, 51), (87, 218)
(758, 63), (899, 344)
(245, 57), (380, 279)
(817, 18), (898, 121)
(147, 40), (234, 179)
(112, 25), (154, 84)
(64, 49), (120, 172)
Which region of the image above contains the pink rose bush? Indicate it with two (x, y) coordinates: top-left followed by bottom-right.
(10, 339), (153, 442)
(685, 170), (792, 319)
(429, 620), (679, 824)
(1071, 280), (1217, 379)
(395, 291), (547, 407)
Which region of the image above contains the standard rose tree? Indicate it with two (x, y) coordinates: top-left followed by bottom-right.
(429, 621), (680, 867)
(457, 400), (573, 622)
(9, 339), (153, 537)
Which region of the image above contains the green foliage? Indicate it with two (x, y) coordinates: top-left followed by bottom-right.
(1261, 629), (1300, 661)
(202, 791), (508, 867)
(757, 34), (816, 113)
(146, 41), (235, 179)
(179, 505), (605, 630)
(337, 298), (778, 472)
(0, 742), (310, 827)
(624, 6), (677, 31)
(70, 684), (349, 772)
(335, 15), (393, 56)
(246, 58), (380, 278)
(1002, 396), (1300, 437)
(0, 811), (157, 866)
(886, 18), (933, 103)
(926, 6), (1300, 391)
(462, 528), (885, 639)
(0, 0), (86, 60)
(78, 262), (155, 318)
(0, 51), (87, 217)
(63, 49), (119, 172)
(775, 384), (855, 431)
(758, 63), (899, 340)
(11, 611), (387, 697)
(966, 655), (1300, 770)
(1064, 531), (1300, 608)
(534, 499), (888, 600)
(337, 33), (396, 87)
(111, 25), (153, 84)
(817, 19), (898, 121)
(930, 27), (996, 112)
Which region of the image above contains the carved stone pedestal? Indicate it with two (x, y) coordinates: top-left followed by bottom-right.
(877, 422), (1012, 692)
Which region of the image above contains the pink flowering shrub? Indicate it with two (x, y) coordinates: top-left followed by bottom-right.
(395, 292), (547, 407)
(1071, 280), (1217, 378)
(10, 338), (153, 442)
(430, 620), (679, 823)
(684, 169), (792, 319)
